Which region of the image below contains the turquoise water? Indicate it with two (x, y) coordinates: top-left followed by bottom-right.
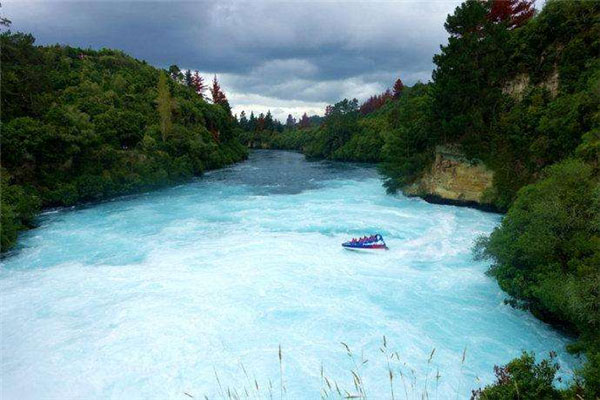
(1, 150), (576, 399)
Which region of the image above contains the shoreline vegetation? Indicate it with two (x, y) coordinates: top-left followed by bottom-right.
(1, 0), (598, 398)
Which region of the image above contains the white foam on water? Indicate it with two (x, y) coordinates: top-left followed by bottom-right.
(1, 152), (579, 399)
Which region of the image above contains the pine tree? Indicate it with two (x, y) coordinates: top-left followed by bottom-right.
(256, 112), (266, 131)
(168, 65), (183, 82)
(185, 70), (193, 87)
(285, 114), (296, 129)
(264, 110), (274, 131)
(239, 110), (248, 130)
(299, 113), (311, 129)
(210, 75), (227, 104)
(192, 71), (206, 98)
(393, 78), (404, 98)
(274, 120), (284, 133)
(248, 111), (257, 131)
(209, 75), (231, 114)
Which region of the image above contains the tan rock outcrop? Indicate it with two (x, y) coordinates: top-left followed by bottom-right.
(503, 69), (559, 99)
(539, 68), (559, 97)
(403, 145), (495, 208)
(503, 73), (530, 99)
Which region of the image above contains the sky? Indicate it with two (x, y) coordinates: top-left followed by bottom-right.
(4, 0), (466, 121)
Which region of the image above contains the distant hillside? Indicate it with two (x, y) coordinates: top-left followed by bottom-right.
(1, 32), (247, 251)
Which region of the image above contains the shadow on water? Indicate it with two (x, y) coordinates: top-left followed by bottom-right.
(204, 150), (380, 195)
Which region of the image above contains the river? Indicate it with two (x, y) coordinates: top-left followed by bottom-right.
(0, 150), (576, 399)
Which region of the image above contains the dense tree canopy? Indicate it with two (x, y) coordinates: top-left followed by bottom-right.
(359, 89), (392, 115)
(380, 83), (435, 192)
(475, 159), (600, 398)
(0, 31), (247, 251)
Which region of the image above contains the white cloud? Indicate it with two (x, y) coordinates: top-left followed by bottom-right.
(205, 70), (403, 121)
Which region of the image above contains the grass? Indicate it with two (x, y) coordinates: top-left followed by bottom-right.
(184, 337), (475, 400)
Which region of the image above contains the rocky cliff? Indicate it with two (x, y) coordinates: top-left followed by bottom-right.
(502, 69), (559, 99)
(403, 145), (496, 211)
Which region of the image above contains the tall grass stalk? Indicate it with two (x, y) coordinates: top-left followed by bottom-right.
(201, 342), (479, 400)
(434, 367), (441, 400)
(423, 348), (436, 399)
(278, 344), (285, 400)
(341, 342), (367, 399)
(381, 336), (395, 400)
(456, 347), (467, 400)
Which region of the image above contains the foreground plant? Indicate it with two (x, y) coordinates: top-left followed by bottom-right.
(190, 338), (479, 400)
(471, 352), (562, 400)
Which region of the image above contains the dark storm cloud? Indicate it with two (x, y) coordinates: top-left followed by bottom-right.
(4, 0), (462, 115)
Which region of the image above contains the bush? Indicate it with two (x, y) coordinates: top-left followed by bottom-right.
(471, 352), (562, 400)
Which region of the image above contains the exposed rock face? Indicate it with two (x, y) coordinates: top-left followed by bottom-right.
(503, 73), (530, 99)
(502, 69), (559, 99)
(540, 69), (559, 97)
(403, 145), (495, 210)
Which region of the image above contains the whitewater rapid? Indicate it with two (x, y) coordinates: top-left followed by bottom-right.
(1, 150), (576, 399)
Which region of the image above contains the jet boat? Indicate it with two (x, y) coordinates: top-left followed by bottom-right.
(342, 234), (388, 251)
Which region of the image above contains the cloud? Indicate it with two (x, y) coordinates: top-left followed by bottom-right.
(4, 0), (464, 118)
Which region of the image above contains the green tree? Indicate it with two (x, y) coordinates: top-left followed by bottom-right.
(304, 98), (360, 159)
(184, 69), (193, 87)
(380, 84), (435, 192)
(168, 64), (183, 82)
(432, 0), (511, 155)
(156, 72), (173, 142)
(264, 110), (274, 131)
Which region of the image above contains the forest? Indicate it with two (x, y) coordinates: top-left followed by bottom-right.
(1, 31), (247, 251)
(238, 0), (600, 398)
